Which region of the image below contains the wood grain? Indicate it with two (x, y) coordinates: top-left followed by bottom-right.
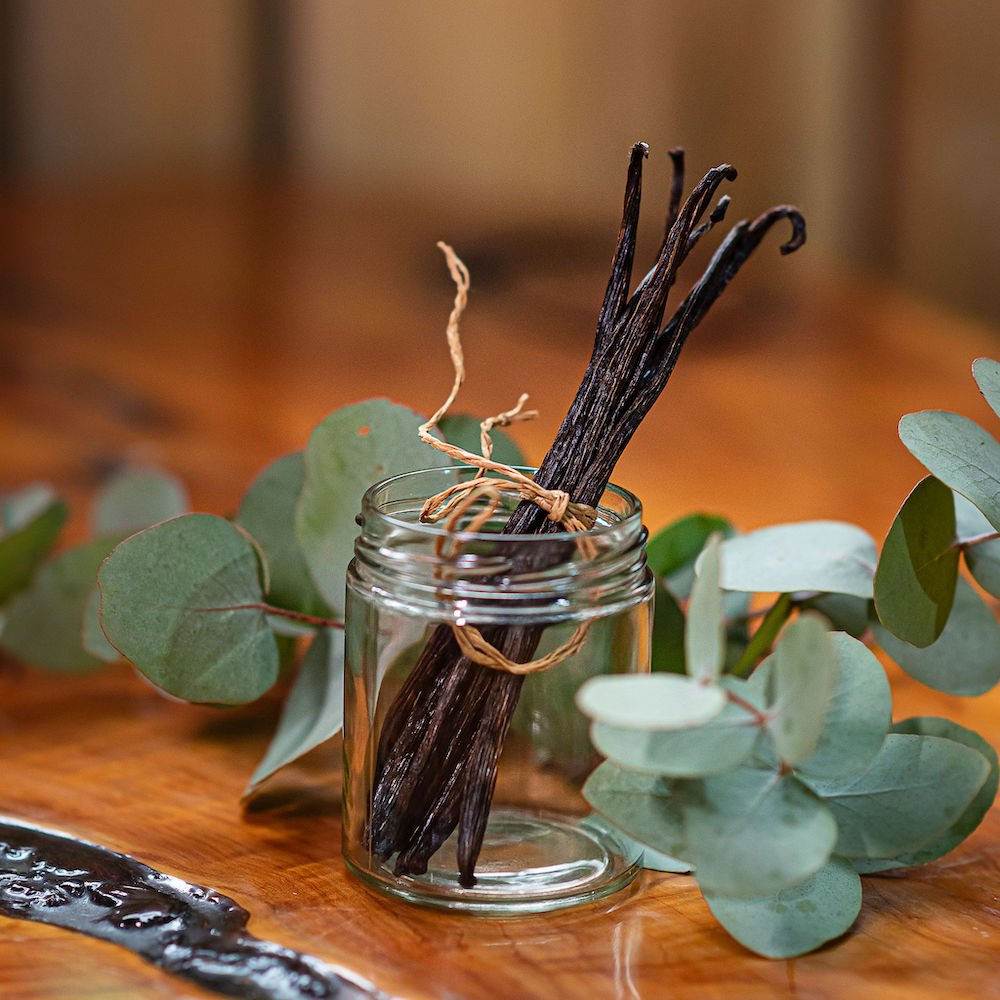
(2, 180), (1000, 999)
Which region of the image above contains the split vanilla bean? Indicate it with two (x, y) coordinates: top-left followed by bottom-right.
(367, 143), (806, 885)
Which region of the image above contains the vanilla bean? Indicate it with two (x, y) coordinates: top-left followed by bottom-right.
(367, 144), (806, 881)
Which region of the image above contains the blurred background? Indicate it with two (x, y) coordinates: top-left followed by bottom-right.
(2, 0), (1000, 536)
(3, 0), (1000, 323)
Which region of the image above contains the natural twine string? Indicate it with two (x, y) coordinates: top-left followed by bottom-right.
(417, 241), (597, 676)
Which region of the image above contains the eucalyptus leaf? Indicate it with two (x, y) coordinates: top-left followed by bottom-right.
(0, 484), (68, 604)
(576, 673), (726, 731)
(98, 513), (279, 704)
(728, 593), (793, 678)
(874, 577), (1000, 695)
(92, 468), (187, 537)
(581, 813), (691, 873)
(437, 413), (526, 467)
(590, 681), (760, 777)
(855, 717), (998, 873)
(718, 522), (877, 599)
(804, 734), (990, 859)
(236, 452), (333, 618)
(766, 613), (837, 766)
(955, 492), (1000, 598)
(1, 537), (118, 671)
(651, 581), (686, 674)
(245, 627), (345, 795)
(704, 858), (861, 959)
(798, 593), (871, 638)
(647, 513), (733, 580)
(685, 533), (724, 683)
(874, 476), (959, 647)
(82, 585), (120, 663)
(582, 762), (689, 860)
(296, 401), (450, 614)
(973, 357), (1000, 420)
(899, 410), (1000, 531)
(678, 767), (837, 898)
(793, 633), (890, 779)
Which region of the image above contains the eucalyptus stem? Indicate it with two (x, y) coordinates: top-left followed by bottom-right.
(728, 593), (795, 678)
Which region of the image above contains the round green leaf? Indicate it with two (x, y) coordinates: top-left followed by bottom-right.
(899, 410), (1000, 532)
(92, 468), (187, 537)
(651, 581), (686, 674)
(874, 576), (1000, 695)
(797, 593), (872, 638)
(590, 691), (760, 777)
(704, 858), (861, 959)
(973, 357), (1000, 420)
(766, 613), (837, 766)
(718, 522), (877, 599)
(647, 513), (733, 581)
(0, 537), (117, 672)
(296, 401), (450, 614)
(685, 533), (724, 683)
(82, 585), (120, 663)
(793, 633), (891, 780)
(236, 452), (333, 618)
(0, 484), (68, 604)
(245, 627), (345, 795)
(582, 761), (689, 860)
(576, 673), (726, 731)
(955, 492), (1000, 598)
(855, 717), (998, 873)
(581, 813), (691, 873)
(875, 476), (959, 647)
(805, 733), (990, 860)
(680, 768), (837, 898)
(437, 413), (526, 467)
(98, 513), (278, 704)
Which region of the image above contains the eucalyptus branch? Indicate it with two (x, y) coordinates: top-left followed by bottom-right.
(187, 603), (344, 629)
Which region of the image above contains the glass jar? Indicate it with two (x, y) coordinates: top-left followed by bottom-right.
(342, 467), (653, 914)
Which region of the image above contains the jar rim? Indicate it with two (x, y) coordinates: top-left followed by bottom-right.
(360, 466), (644, 543)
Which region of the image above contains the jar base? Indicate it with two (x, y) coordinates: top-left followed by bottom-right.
(345, 808), (641, 915)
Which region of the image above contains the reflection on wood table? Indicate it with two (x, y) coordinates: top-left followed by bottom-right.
(2, 182), (999, 999)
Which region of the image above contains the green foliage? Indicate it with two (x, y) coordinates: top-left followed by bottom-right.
(236, 452), (332, 617)
(874, 578), (1000, 696)
(899, 410), (1000, 532)
(650, 581), (686, 673)
(98, 514), (279, 704)
(437, 413), (526, 467)
(855, 717), (998, 872)
(647, 513), (733, 580)
(874, 476), (958, 647)
(955, 492), (1000, 597)
(764, 613), (837, 766)
(703, 859), (862, 959)
(684, 533), (724, 683)
(0, 484), (68, 604)
(576, 673), (726, 731)
(719, 521), (877, 598)
(973, 357), (1000, 418)
(245, 627), (345, 796)
(804, 734), (990, 860)
(91, 468), (187, 537)
(1, 537), (118, 671)
(296, 400), (450, 614)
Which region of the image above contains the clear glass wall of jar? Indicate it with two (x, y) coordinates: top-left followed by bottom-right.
(343, 467), (653, 914)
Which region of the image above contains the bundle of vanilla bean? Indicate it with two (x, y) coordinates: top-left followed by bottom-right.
(367, 143), (806, 885)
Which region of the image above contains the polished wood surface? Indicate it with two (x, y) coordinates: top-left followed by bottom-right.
(2, 180), (1000, 999)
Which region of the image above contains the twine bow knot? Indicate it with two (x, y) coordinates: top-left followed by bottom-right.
(416, 243), (596, 675)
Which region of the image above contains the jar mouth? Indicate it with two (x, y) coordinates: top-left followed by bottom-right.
(360, 466), (644, 542)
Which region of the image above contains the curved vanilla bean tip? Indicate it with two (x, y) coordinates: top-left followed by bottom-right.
(665, 148), (686, 232)
(596, 142), (647, 340)
(749, 205), (807, 254)
(710, 195), (731, 224)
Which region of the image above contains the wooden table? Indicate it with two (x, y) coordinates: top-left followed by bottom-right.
(2, 180), (1000, 998)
